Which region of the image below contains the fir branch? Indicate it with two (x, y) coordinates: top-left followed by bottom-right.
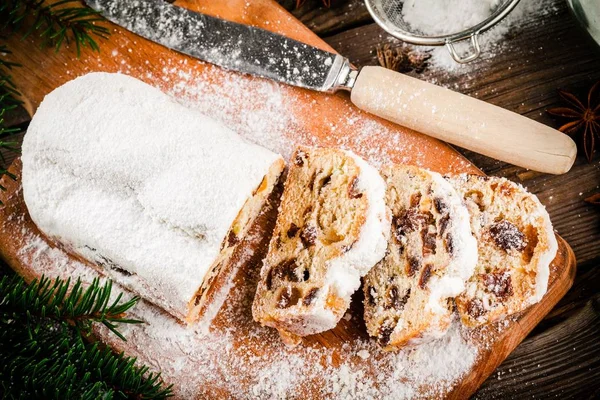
(0, 45), (22, 199)
(1, 319), (173, 398)
(0, 46), (21, 106)
(0, 45), (22, 136)
(0, 275), (173, 399)
(0, 0), (110, 56)
(0, 275), (143, 340)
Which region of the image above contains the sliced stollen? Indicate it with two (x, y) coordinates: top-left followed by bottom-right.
(447, 174), (558, 327)
(22, 72), (285, 327)
(363, 165), (478, 350)
(252, 147), (390, 345)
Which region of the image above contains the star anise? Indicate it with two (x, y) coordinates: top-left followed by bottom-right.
(547, 81), (600, 163)
(376, 44), (431, 74)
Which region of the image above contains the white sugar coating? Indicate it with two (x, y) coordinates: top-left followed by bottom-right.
(426, 169), (478, 313)
(325, 150), (391, 300)
(401, 0), (502, 36)
(429, 0), (559, 73)
(423, 0), (557, 72)
(14, 227), (480, 399)
(357, 349), (370, 359)
(21, 72), (284, 321)
(532, 205), (556, 302)
(16, 13), (483, 396)
(131, 59), (473, 174)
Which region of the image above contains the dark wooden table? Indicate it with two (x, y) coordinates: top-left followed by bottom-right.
(2, 0), (599, 398)
(278, 0), (600, 398)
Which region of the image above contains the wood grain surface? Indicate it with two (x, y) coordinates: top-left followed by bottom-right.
(0, 0), (592, 398)
(282, 0), (600, 398)
(0, 159), (577, 399)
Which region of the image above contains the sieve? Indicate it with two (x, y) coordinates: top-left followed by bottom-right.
(364, 0), (522, 63)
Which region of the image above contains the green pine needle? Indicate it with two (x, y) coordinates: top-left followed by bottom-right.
(0, 45), (23, 133)
(0, 48), (22, 105)
(0, 45), (22, 203)
(0, 275), (144, 339)
(0, 274), (173, 399)
(1, 0), (110, 56)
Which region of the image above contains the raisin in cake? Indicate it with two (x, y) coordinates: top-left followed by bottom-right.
(21, 72), (285, 326)
(363, 165), (477, 350)
(447, 174), (558, 327)
(252, 147), (390, 345)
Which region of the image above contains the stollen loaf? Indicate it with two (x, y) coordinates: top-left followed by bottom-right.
(22, 72), (285, 326)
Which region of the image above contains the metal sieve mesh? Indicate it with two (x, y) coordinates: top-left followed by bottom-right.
(380, 0), (411, 32)
(365, 0), (522, 63)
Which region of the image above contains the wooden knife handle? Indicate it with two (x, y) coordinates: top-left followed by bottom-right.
(350, 66), (576, 174)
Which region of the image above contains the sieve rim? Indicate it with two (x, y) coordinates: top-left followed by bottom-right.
(365, 0), (522, 46)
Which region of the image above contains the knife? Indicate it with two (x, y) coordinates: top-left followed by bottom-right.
(85, 0), (576, 174)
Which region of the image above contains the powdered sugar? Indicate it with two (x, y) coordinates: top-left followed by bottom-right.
(401, 0), (502, 36)
(13, 225), (479, 399)
(12, 7), (489, 397)
(81, 34), (476, 175)
(418, 0), (558, 71)
(21, 72), (284, 321)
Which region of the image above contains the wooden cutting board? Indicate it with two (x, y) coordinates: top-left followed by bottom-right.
(0, 0), (576, 398)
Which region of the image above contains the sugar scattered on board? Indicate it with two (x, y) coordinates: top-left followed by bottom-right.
(15, 228), (481, 399)
(65, 7), (474, 174)
(357, 349), (370, 360)
(13, 4), (493, 398)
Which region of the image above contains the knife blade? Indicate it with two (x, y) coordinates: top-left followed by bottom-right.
(84, 0), (576, 174)
(85, 0), (356, 93)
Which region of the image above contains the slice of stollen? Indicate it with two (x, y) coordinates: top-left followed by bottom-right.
(21, 72), (285, 328)
(447, 174), (558, 327)
(252, 146), (390, 345)
(363, 165), (478, 350)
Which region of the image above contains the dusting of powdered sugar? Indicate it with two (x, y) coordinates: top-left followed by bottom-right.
(13, 223), (481, 399)
(156, 61), (424, 167)
(401, 0), (502, 36)
(87, 0), (337, 91)
(62, 26), (475, 174)
(21, 72), (284, 321)
(410, 0), (559, 72)
(16, 6), (489, 397)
